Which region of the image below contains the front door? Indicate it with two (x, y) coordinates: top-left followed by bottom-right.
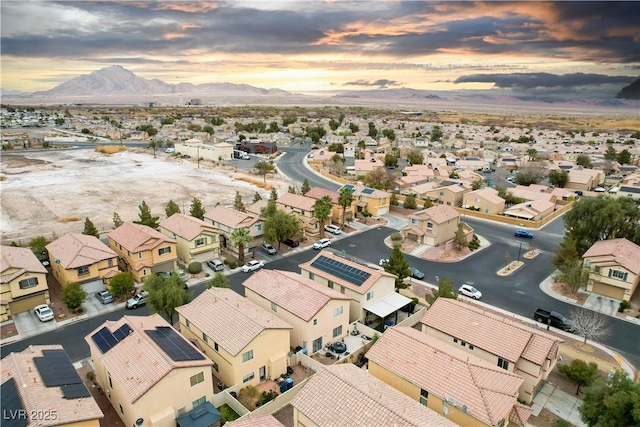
(259, 366), (266, 382)
(312, 337), (323, 353)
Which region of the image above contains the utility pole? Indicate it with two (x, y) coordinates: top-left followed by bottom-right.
(517, 241), (523, 263)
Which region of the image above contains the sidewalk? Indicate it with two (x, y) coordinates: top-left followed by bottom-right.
(530, 383), (585, 427)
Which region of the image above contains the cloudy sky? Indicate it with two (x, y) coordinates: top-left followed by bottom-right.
(1, 1), (638, 96)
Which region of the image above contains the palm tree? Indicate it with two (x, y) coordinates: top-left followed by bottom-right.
(230, 227), (252, 265)
(314, 196), (333, 238)
(338, 187), (354, 226)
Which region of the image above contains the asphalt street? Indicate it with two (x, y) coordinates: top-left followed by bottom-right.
(277, 145), (341, 191)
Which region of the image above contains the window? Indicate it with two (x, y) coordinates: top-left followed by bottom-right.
(328, 280), (334, 289)
(340, 286), (345, 294)
(77, 265), (90, 276)
(203, 334), (208, 343)
(475, 197), (479, 203)
(190, 372), (204, 386)
(594, 266), (601, 273)
(609, 269), (628, 281)
(333, 325), (343, 338)
(107, 259), (113, 267)
(243, 372), (255, 383)
(439, 191), (444, 196)
(256, 224), (262, 231)
(159, 247), (171, 255)
(366, 291), (374, 301)
(185, 319), (191, 329)
(461, 341), (466, 347)
(119, 404), (124, 414)
(142, 269), (147, 276)
(108, 373), (113, 388)
(192, 396), (206, 408)
(411, 218), (417, 224)
(212, 362), (219, 372)
(242, 350), (254, 362)
(313, 319), (318, 326)
(271, 302), (277, 312)
(333, 306), (343, 317)
(18, 277), (38, 289)
(195, 237), (206, 247)
(498, 357), (509, 370)
(453, 338), (458, 343)
(309, 272), (315, 280)
(427, 222), (433, 229)
(138, 252), (143, 259)
(214, 342), (219, 352)
(420, 389), (429, 406)
(469, 345), (474, 350)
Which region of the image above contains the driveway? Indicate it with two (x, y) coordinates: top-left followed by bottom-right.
(12, 311), (58, 337)
(531, 382), (586, 427)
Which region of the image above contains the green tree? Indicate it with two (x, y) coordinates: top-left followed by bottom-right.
(146, 273), (188, 324)
(383, 244), (411, 289)
(557, 259), (590, 295)
(190, 197), (206, 220)
(202, 125), (214, 135)
(109, 272), (136, 299)
(548, 169), (569, 188)
(233, 191), (246, 212)
(425, 276), (458, 305)
(268, 121), (279, 133)
(301, 178), (311, 195)
(29, 236), (49, 262)
(496, 186), (526, 206)
(552, 235), (579, 269)
(363, 168), (394, 190)
(367, 121), (378, 138)
(423, 198), (433, 209)
(576, 154), (593, 168)
(230, 227), (252, 264)
(617, 149), (632, 165)
(558, 359), (599, 395)
(82, 217), (100, 238)
(403, 194), (417, 209)
(253, 191), (262, 203)
(112, 212), (123, 228)
(207, 272), (230, 289)
(165, 200), (181, 217)
(261, 198), (277, 218)
(453, 224), (468, 250)
(329, 118), (340, 131)
(254, 161), (275, 183)
(210, 116), (224, 126)
(349, 123), (359, 133)
(314, 196), (333, 238)
(527, 148), (538, 161)
(133, 200), (160, 228)
(148, 140), (158, 158)
(604, 145), (618, 160)
(390, 193), (399, 206)
(471, 179), (483, 190)
(580, 370), (640, 427)
(264, 209), (300, 250)
(430, 125), (443, 142)
(288, 185), (297, 194)
(384, 153), (398, 167)
(338, 186), (354, 225)
(269, 188), (278, 202)
(514, 169), (543, 185)
(61, 282), (87, 311)
(407, 149), (424, 165)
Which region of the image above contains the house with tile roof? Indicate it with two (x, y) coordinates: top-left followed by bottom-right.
(462, 187), (506, 214)
(204, 206), (264, 258)
(243, 269), (350, 353)
(401, 205), (464, 247)
(503, 199), (556, 221)
(85, 314), (214, 427)
(367, 326), (530, 427)
(506, 185), (557, 203)
(420, 298), (563, 403)
(1, 345), (103, 427)
(176, 288), (292, 388)
(299, 250), (409, 324)
(290, 363), (457, 427)
(423, 182), (470, 207)
(338, 184), (390, 216)
(46, 233), (119, 287)
(107, 223), (177, 282)
(276, 192), (320, 236)
(305, 186), (357, 226)
(0, 246), (49, 322)
(227, 415), (285, 427)
(566, 168), (605, 191)
(159, 213), (221, 264)
(583, 238), (640, 301)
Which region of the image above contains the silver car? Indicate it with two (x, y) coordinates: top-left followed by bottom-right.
(126, 290), (149, 309)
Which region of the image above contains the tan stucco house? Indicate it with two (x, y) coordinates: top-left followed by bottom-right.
(107, 223), (178, 282)
(204, 206), (264, 257)
(583, 238), (640, 301)
(367, 326), (531, 427)
(503, 199), (556, 221)
(421, 298), (563, 403)
(423, 183), (469, 207)
(338, 184), (390, 216)
(0, 246), (49, 322)
(462, 187), (506, 214)
(401, 205), (461, 247)
(276, 192), (319, 236)
(305, 186), (356, 225)
(176, 288), (292, 388)
(2, 345), (103, 427)
(159, 213), (221, 264)
(46, 233), (119, 287)
(291, 364), (456, 427)
(86, 315), (214, 427)
(243, 269), (350, 354)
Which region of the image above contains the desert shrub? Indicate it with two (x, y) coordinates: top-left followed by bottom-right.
(224, 257), (238, 269)
(390, 232), (402, 242)
(468, 234), (481, 251)
(61, 282), (87, 311)
(257, 390), (278, 406)
(86, 371), (96, 382)
(95, 145), (127, 154)
(187, 262), (202, 274)
(618, 300), (631, 312)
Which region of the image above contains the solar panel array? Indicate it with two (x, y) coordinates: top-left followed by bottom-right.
(310, 255), (372, 286)
(1, 378), (27, 427)
(145, 327), (205, 361)
(91, 323), (132, 353)
(343, 184), (354, 192)
(362, 188), (374, 194)
(33, 349), (91, 399)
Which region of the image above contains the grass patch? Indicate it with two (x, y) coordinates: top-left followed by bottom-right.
(218, 403), (240, 425)
(95, 145), (127, 154)
(236, 176), (272, 190)
(58, 216), (82, 223)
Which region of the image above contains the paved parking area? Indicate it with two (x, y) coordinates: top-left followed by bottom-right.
(12, 311), (59, 337)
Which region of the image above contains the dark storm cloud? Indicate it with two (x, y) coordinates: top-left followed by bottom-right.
(343, 79), (401, 88)
(454, 73), (637, 89)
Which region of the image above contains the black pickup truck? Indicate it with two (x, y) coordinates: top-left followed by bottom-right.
(533, 308), (574, 331)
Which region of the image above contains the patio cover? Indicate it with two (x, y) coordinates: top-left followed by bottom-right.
(176, 402), (221, 427)
(364, 292), (412, 318)
(503, 209), (535, 220)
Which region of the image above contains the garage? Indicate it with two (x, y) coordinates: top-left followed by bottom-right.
(81, 279), (105, 295)
(592, 282), (625, 300)
(8, 292), (47, 317)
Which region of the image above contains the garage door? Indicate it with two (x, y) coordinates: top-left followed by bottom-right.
(377, 206), (389, 216)
(8, 293), (47, 316)
(81, 279), (105, 294)
(592, 282), (625, 300)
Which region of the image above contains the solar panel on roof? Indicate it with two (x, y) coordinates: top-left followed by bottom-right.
(310, 255), (371, 286)
(145, 327), (205, 361)
(91, 326), (118, 353)
(62, 383), (91, 399)
(362, 188), (374, 194)
(113, 323), (132, 341)
(1, 378), (27, 427)
(34, 350), (83, 388)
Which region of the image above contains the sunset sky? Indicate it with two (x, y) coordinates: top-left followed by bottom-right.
(1, 1), (638, 97)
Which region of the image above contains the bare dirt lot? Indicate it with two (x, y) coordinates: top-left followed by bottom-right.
(0, 149), (291, 244)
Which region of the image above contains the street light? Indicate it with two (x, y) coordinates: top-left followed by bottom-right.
(517, 241), (523, 263)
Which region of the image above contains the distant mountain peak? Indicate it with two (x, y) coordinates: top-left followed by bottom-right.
(616, 78), (640, 100)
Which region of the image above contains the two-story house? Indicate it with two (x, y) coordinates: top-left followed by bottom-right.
(423, 182), (469, 207)
(367, 326), (531, 427)
(176, 288), (292, 388)
(299, 250), (409, 324)
(107, 223), (178, 282)
(0, 246), (49, 322)
(204, 206), (264, 258)
(338, 184), (390, 216)
(86, 314), (215, 427)
(159, 213), (221, 264)
(420, 298), (563, 403)
(462, 187), (506, 214)
(583, 238), (640, 301)
(46, 233), (119, 287)
(305, 186), (356, 226)
(2, 345), (103, 427)
(276, 193), (319, 236)
(401, 205), (462, 247)
(243, 269), (350, 354)
(291, 364), (456, 427)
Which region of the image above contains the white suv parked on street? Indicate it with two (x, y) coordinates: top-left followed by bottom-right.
(324, 224), (342, 235)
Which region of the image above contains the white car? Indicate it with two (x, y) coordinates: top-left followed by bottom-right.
(594, 187), (606, 193)
(242, 260), (264, 272)
(313, 238), (332, 250)
(165, 147), (175, 153)
(34, 304), (54, 322)
(324, 224), (342, 235)
(379, 258), (389, 266)
(458, 284), (483, 300)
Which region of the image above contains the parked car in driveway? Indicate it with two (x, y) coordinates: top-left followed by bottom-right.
(261, 243), (277, 255)
(283, 238), (300, 248)
(313, 238), (332, 250)
(409, 267), (425, 280)
(242, 260), (264, 272)
(34, 304), (54, 322)
(514, 229), (534, 239)
(206, 259), (224, 271)
(95, 290), (114, 304)
(458, 284), (482, 299)
(594, 186), (606, 193)
(126, 290), (148, 309)
(324, 224), (342, 235)
(155, 271), (170, 280)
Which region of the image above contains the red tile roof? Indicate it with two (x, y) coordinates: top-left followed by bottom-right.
(0, 246), (47, 283)
(276, 192), (316, 211)
(305, 187), (339, 203)
(159, 213), (218, 241)
(583, 238), (640, 275)
(226, 415), (285, 427)
(107, 222), (176, 253)
(204, 205), (260, 229)
(46, 233), (117, 269)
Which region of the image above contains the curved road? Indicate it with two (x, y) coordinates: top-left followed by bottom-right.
(277, 145), (340, 190)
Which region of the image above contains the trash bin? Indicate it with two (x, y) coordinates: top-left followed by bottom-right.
(286, 378), (294, 390)
(279, 381), (288, 393)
